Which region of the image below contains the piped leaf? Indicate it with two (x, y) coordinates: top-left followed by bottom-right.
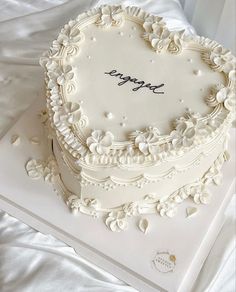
(138, 218), (149, 234)
(11, 134), (20, 146)
(186, 207), (198, 218)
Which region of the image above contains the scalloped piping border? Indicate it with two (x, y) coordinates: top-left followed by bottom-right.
(58, 132), (227, 191)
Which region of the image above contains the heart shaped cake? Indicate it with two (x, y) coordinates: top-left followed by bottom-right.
(35, 5), (235, 232)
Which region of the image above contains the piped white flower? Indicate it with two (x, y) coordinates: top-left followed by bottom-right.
(66, 195), (101, 216)
(170, 113), (206, 148)
(56, 65), (74, 85)
(157, 200), (177, 217)
(122, 202), (140, 216)
(25, 159), (44, 179)
(216, 87), (235, 111)
(66, 195), (83, 214)
(43, 158), (59, 183)
(25, 157), (58, 183)
(96, 6), (124, 28)
(105, 211), (128, 232)
(147, 26), (171, 52)
(170, 124), (191, 147)
(206, 83), (236, 111)
(134, 127), (161, 155)
(44, 62), (61, 91)
(58, 24), (84, 46)
(83, 198), (101, 209)
(209, 46), (236, 73)
(53, 102), (82, 126)
(143, 15), (166, 33)
(50, 40), (62, 56)
(191, 185), (212, 204)
(86, 130), (114, 155)
(54, 22), (85, 56)
(168, 30), (185, 54)
(143, 18), (185, 54)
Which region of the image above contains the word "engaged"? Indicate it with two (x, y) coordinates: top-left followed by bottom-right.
(104, 69), (165, 94)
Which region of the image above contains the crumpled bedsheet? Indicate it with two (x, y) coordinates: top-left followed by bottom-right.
(0, 1), (235, 291)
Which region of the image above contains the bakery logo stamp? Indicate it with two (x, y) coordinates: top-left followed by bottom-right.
(152, 251), (176, 273)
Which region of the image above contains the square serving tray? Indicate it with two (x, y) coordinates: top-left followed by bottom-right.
(0, 99), (235, 292)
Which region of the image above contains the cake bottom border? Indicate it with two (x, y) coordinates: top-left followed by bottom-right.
(25, 143), (230, 232)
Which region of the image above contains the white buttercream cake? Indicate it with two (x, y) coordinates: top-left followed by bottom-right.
(27, 5), (235, 232)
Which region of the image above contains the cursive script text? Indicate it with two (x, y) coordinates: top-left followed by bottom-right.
(104, 69), (164, 94)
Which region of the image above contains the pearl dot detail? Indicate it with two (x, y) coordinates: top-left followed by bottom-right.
(193, 69), (202, 76)
(105, 112), (113, 120)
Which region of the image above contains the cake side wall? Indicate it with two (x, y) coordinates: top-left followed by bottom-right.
(53, 129), (228, 209)
(80, 136), (226, 208)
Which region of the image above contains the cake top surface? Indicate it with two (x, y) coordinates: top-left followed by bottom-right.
(65, 19), (223, 139)
(41, 5), (235, 166)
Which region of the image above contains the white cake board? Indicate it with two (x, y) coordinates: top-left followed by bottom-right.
(0, 99), (235, 292)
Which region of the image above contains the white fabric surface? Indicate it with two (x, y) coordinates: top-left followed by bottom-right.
(180, 0), (236, 54)
(0, 1), (235, 291)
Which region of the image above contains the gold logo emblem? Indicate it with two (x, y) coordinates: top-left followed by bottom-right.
(152, 251), (176, 273)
